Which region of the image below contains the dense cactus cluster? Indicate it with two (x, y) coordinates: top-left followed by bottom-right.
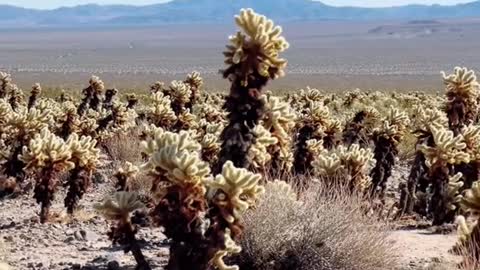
(3, 7), (480, 270)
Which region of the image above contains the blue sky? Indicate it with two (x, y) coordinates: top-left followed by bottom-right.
(0, 0), (473, 9)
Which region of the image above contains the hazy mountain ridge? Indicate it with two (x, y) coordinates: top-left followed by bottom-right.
(1, 0), (480, 27)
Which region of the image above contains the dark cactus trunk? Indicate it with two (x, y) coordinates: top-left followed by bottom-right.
(398, 151), (429, 216)
(293, 125), (315, 175)
(430, 165), (452, 225)
(342, 111), (368, 147)
(28, 94), (38, 110)
(370, 135), (397, 201)
(64, 168), (90, 214)
(214, 78), (267, 173)
(33, 168), (57, 223)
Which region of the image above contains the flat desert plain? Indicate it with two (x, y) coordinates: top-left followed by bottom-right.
(0, 19), (480, 92)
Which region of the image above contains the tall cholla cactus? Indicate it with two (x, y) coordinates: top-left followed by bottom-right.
(78, 75), (105, 116)
(370, 107), (410, 200)
(19, 128), (75, 223)
(399, 107), (448, 216)
(142, 129), (264, 270)
(95, 192), (151, 270)
(0, 71), (12, 99)
(64, 134), (102, 214)
(419, 126), (470, 225)
(442, 67), (480, 134)
(28, 83), (41, 110)
(216, 8), (289, 172)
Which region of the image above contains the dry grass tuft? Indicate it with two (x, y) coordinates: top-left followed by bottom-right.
(234, 179), (398, 270)
(100, 130), (143, 165)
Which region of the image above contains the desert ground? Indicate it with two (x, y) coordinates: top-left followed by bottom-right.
(0, 19), (479, 92)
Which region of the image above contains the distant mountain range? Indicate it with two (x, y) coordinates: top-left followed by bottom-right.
(1, 0), (480, 28)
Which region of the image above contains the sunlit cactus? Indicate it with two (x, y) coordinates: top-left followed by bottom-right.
(95, 192), (151, 270)
(223, 8), (289, 85)
(146, 91), (177, 129)
(8, 85), (25, 112)
(216, 8), (289, 173)
(0, 71), (12, 99)
(184, 71), (204, 109)
(313, 144), (375, 192)
(141, 124), (264, 270)
(19, 128), (75, 222)
(248, 125), (278, 170)
(64, 133), (102, 214)
(442, 67), (480, 134)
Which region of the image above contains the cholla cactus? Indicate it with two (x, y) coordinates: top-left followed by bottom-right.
(370, 107), (410, 200)
(399, 107), (449, 216)
(78, 75), (105, 115)
(19, 128), (74, 222)
(114, 162), (140, 191)
(103, 88), (118, 111)
(313, 144), (375, 192)
(442, 67), (480, 134)
(248, 125), (278, 170)
(294, 101), (340, 174)
(223, 8), (289, 85)
(64, 134), (102, 214)
(419, 126), (470, 225)
(55, 101), (80, 139)
(0, 71), (12, 98)
(216, 8), (289, 173)
(142, 127), (264, 270)
(184, 71), (204, 109)
(95, 192), (151, 270)
(126, 93), (138, 110)
(8, 85), (25, 112)
(146, 91), (177, 129)
(262, 95), (296, 172)
(27, 83), (41, 110)
(342, 107), (380, 147)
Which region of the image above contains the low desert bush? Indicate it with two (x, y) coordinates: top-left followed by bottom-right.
(101, 131), (143, 165)
(234, 179), (397, 270)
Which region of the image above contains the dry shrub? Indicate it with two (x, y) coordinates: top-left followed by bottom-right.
(101, 131), (143, 164)
(234, 180), (397, 270)
(397, 131), (417, 162)
(454, 240), (480, 270)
